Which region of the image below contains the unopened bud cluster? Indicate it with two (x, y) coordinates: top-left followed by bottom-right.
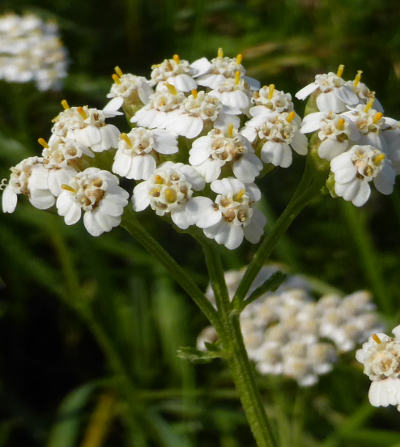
(198, 267), (383, 386)
(0, 12), (68, 91)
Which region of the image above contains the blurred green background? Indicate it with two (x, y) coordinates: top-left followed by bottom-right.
(1, 0), (400, 446)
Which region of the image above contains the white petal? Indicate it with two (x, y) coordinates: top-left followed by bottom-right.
(261, 141), (292, 168)
(220, 91), (249, 113)
(352, 181), (371, 207)
(189, 137), (212, 165)
(178, 164), (205, 190)
(300, 112), (326, 133)
(240, 125), (257, 142)
(233, 153), (262, 183)
(186, 196), (222, 228)
(330, 151), (353, 173)
(104, 96), (124, 113)
(99, 125), (120, 151)
(316, 91), (345, 113)
(171, 207), (193, 229)
(211, 177), (243, 195)
(2, 187), (17, 213)
(197, 73), (226, 89)
(153, 130), (178, 154)
(295, 82), (318, 100)
(29, 189), (55, 210)
(64, 201), (82, 225)
(244, 208), (266, 243)
(374, 162), (395, 195)
(57, 191), (73, 216)
(83, 211), (104, 236)
(112, 150), (133, 178)
(291, 131), (308, 155)
(335, 86), (359, 106)
(170, 74), (197, 92)
(128, 155), (156, 180)
(246, 183), (261, 202)
(215, 223), (244, 250)
(195, 159), (223, 182)
(318, 139), (348, 161)
(98, 197), (125, 217)
(132, 181), (150, 211)
(244, 76), (261, 90)
(191, 57), (212, 77)
(214, 112), (240, 130)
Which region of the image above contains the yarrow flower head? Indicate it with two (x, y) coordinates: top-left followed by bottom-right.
(0, 12), (68, 90)
(199, 268), (383, 386)
(251, 84), (294, 115)
(356, 326), (400, 411)
(150, 54), (197, 92)
(57, 168), (129, 236)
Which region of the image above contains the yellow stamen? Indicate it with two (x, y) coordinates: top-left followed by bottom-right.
(37, 137), (49, 149)
(287, 111), (296, 123)
(233, 189), (245, 202)
(364, 97), (375, 113)
(374, 153), (385, 165)
(373, 112), (383, 124)
(165, 83), (177, 95)
(61, 99), (70, 110)
(235, 71), (241, 85)
(191, 89), (198, 98)
(165, 188), (177, 203)
(112, 74), (121, 85)
(120, 133), (132, 147)
(217, 47), (224, 58)
(337, 117), (345, 130)
(336, 64), (345, 78)
(114, 66), (123, 77)
(353, 70), (363, 87)
(236, 53), (243, 64)
(61, 184), (76, 193)
(155, 175), (163, 184)
(268, 84), (275, 100)
(228, 123), (234, 138)
(173, 54), (180, 64)
(372, 333), (381, 344)
(77, 106), (88, 119)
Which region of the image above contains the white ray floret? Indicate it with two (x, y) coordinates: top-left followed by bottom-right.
(56, 168), (129, 236)
(2, 156), (55, 213)
(295, 65), (359, 113)
(189, 124), (262, 182)
(150, 54), (197, 91)
(251, 84), (294, 115)
(112, 128), (178, 180)
(105, 66), (153, 112)
(193, 178), (266, 250)
(356, 327), (400, 411)
(132, 161), (206, 229)
(301, 112), (357, 160)
(330, 145), (395, 206)
(346, 70), (384, 113)
(241, 110), (307, 167)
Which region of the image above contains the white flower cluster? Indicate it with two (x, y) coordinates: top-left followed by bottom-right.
(198, 267), (383, 386)
(0, 12), (68, 91)
(356, 326), (400, 411)
(296, 65), (398, 206)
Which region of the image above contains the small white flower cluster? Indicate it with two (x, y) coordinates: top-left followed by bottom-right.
(0, 12), (68, 91)
(2, 100), (128, 236)
(356, 326), (400, 411)
(296, 65), (398, 206)
(198, 267), (383, 386)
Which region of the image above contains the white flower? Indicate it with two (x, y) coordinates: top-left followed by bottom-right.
(301, 112), (357, 160)
(105, 67), (153, 112)
(165, 90), (239, 139)
(347, 70), (384, 113)
(150, 54), (197, 91)
(132, 161), (206, 229)
(209, 71), (253, 115)
(0, 13), (68, 90)
(194, 178), (266, 250)
(193, 49), (260, 90)
(189, 125), (262, 182)
(295, 66), (359, 113)
(50, 101), (121, 152)
(2, 157), (55, 213)
(241, 111), (307, 167)
(331, 145), (395, 206)
(251, 84), (294, 115)
(343, 102), (389, 150)
(112, 128), (178, 180)
(356, 327), (400, 411)
(382, 119), (400, 174)
(131, 83), (185, 130)
(56, 168), (129, 236)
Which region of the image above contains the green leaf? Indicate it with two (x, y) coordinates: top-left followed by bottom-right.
(242, 271), (287, 309)
(176, 346), (224, 363)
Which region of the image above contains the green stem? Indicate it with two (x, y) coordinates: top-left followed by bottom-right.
(121, 208), (221, 332)
(199, 238), (277, 447)
(233, 157), (324, 307)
